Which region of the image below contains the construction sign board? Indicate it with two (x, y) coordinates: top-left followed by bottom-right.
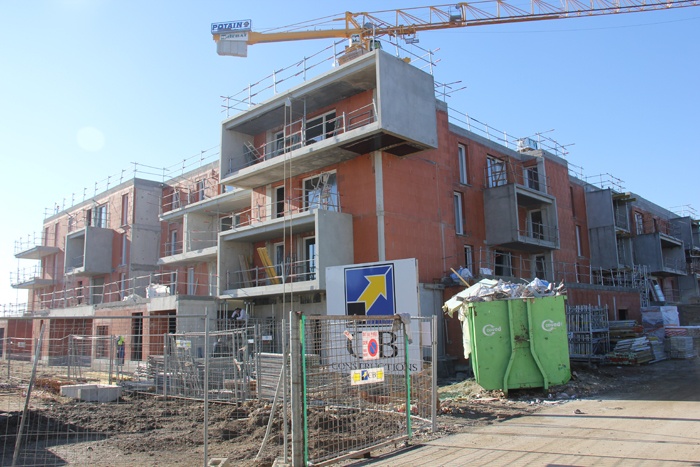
(326, 258), (419, 317)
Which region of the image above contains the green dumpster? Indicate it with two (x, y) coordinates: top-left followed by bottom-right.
(466, 295), (570, 394)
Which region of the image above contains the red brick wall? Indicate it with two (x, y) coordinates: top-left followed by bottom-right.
(567, 288), (642, 322)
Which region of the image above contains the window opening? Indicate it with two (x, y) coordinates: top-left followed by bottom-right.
(274, 243), (285, 278)
(275, 186), (285, 218)
(464, 245), (473, 273)
(534, 254), (546, 279)
(187, 267), (195, 295)
(453, 192), (464, 235)
(576, 225), (583, 257)
(304, 172), (338, 211)
(121, 193), (129, 225)
(494, 250), (512, 277)
(458, 144), (468, 184)
(635, 212), (644, 235)
(306, 111), (337, 144)
(305, 237), (317, 280)
(528, 210), (544, 240)
(487, 156), (507, 187)
(94, 204), (107, 228)
(526, 166), (540, 191)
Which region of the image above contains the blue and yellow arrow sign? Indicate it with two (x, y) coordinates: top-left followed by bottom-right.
(344, 264), (395, 316)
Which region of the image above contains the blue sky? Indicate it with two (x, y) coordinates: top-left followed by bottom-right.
(1, 1), (698, 306)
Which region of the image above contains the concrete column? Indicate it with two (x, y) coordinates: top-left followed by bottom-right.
(373, 151), (386, 261)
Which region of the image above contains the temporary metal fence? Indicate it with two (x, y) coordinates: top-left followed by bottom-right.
(297, 314), (437, 466)
(1, 312), (436, 466)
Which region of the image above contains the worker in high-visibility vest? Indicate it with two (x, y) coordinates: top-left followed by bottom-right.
(117, 335), (125, 364)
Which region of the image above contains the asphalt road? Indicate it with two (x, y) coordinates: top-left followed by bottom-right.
(355, 358), (700, 466)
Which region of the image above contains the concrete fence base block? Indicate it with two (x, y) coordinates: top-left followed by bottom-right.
(60, 384), (122, 402)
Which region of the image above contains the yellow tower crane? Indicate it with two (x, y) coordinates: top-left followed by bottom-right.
(212, 0), (699, 57)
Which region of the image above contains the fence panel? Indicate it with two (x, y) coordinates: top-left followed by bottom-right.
(0, 315), (295, 466)
(300, 314), (436, 465)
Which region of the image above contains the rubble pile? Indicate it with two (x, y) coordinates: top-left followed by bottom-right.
(443, 278), (566, 317)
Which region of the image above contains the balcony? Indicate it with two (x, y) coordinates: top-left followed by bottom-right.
(483, 164), (559, 252)
(11, 265), (55, 289)
(633, 232), (685, 276)
(64, 226), (114, 276)
(160, 191), (250, 266)
(218, 203), (353, 297)
(14, 232), (60, 260)
(159, 233), (218, 267)
(220, 50), (438, 189)
(161, 184), (250, 218)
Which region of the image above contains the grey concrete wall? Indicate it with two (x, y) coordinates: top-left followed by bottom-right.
(173, 299), (217, 334)
(483, 184), (517, 245)
(585, 189), (614, 229)
(186, 212), (217, 252)
(376, 51), (438, 150)
(678, 276), (700, 304)
(85, 227), (113, 274)
(220, 130), (253, 178)
(589, 226), (619, 269)
(419, 284), (444, 361)
(130, 226), (160, 272)
(671, 217), (694, 247)
(218, 240), (253, 293)
(316, 210), (353, 289)
(632, 234), (662, 270)
(133, 183), (162, 227)
(661, 245), (687, 273)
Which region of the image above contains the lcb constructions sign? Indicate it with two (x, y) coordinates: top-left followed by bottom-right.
(326, 259), (422, 376)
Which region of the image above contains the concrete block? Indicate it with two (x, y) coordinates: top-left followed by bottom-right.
(60, 384), (122, 402)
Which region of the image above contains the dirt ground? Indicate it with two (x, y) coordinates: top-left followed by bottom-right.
(0, 358), (688, 466)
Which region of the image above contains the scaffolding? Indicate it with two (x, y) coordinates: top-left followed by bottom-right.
(566, 304), (610, 362)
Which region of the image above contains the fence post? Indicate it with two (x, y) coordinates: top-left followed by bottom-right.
(403, 320), (412, 440)
(203, 308), (210, 467)
(7, 338), (11, 381)
(290, 311), (305, 466)
(12, 324), (45, 467)
(431, 315), (438, 433)
(163, 333), (169, 399)
(108, 335), (114, 385)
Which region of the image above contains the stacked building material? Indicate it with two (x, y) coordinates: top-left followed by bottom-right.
(607, 336), (654, 365)
(648, 338), (667, 362)
(666, 336), (697, 359)
(608, 320), (644, 347)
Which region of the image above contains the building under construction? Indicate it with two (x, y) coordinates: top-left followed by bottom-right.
(3, 46), (698, 370)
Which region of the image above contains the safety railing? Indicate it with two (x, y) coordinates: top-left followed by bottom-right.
(14, 231), (58, 255)
(10, 265), (50, 287)
(220, 192), (341, 232)
(226, 257), (316, 290)
(33, 270), (218, 311)
(516, 222), (559, 245)
(163, 240), (184, 257)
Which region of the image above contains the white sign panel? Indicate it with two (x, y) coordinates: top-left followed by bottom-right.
(211, 20), (252, 34)
(351, 367), (385, 386)
(325, 258), (422, 375)
(326, 258), (420, 317)
(362, 330), (380, 360)
(176, 339), (191, 349)
(220, 32), (249, 41)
